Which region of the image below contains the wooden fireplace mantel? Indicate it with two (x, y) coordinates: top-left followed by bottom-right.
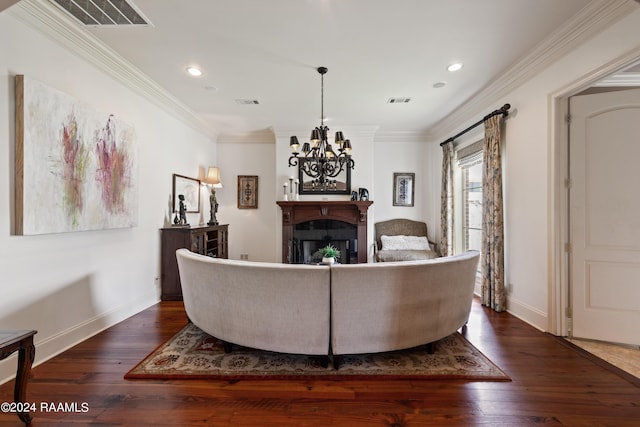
(277, 200), (373, 263)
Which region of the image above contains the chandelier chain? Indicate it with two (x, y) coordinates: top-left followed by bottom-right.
(320, 71), (324, 127)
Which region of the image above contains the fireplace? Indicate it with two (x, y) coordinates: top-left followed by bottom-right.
(292, 219), (357, 264)
(277, 201), (373, 264)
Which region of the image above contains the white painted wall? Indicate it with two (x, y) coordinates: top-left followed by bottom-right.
(372, 137), (434, 234)
(0, 12), (215, 382)
(216, 136), (277, 262)
(429, 8), (640, 331)
(372, 135), (441, 259)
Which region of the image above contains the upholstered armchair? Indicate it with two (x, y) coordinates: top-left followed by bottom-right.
(374, 218), (438, 262)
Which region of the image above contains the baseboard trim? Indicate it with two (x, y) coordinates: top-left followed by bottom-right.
(473, 290), (548, 332)
(507, 297), (548, 332)
(0, 294), (158, 385)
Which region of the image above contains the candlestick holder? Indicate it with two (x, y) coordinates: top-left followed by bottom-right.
(288, 177), (294, 200)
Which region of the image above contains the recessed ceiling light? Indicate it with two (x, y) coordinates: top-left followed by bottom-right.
(447, 63), (463, 72)
(433, 81), (446, 88)
(186, 66), (203, 77)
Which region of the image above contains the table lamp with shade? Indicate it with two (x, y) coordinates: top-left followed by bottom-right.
(203, 167), (222, 225)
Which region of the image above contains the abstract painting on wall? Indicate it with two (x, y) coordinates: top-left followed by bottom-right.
(15, 75), (138, 235)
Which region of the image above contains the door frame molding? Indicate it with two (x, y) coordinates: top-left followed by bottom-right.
(549, 47), (640, 336)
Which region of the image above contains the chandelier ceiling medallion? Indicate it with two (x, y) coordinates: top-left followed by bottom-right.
(288, 67), (354, 191)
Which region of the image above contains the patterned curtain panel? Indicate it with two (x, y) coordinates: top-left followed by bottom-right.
(481, 115), (506, 312)
(440, 141), (454, 257)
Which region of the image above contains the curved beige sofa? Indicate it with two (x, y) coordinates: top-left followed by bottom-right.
(330, 251), (479, 357)
(175, 248), (479, 364)
(176, 248), (331, 356)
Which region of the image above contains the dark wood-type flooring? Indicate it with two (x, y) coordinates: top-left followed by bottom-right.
(1, 298), (639, 426)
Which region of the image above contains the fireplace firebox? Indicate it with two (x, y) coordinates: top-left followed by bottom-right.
(277, 201), (373, 264)
(292, 219), (356, 264)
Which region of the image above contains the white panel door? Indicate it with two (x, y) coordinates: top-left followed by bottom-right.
(570, 88), (640, 346)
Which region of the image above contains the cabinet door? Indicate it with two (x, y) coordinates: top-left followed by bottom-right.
(160, 228), (190, 301)
(191, 231), (207, 255)
(219, 227), (228, 258)
(205, 229), (219, 257)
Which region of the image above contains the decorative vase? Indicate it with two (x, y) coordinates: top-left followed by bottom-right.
(322, 257), (335, 265)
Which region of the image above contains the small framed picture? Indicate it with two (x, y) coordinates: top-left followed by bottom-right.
(393, 172), (415, 207)
(172, 174), (200, 213)
(238, 175), (258, 209)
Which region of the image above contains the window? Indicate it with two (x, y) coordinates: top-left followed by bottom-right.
(463, 162), (483, 252)
(455, 140), (483, 272)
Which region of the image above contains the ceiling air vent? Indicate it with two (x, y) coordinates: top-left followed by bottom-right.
(51, 0), (150, 26)
(235, 99), (260, 105)
(388, 97), (412, 104)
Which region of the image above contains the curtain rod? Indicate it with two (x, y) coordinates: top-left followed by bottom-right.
(439, 103), (511, 147)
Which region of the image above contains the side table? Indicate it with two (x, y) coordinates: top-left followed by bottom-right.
(0, 330), (37, 425)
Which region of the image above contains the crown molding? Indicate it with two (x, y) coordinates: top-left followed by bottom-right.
(373, 130), (434, 144)
(271, 125), (379, 141)
(272, 127), (431, 144)
(217, 129), (276, 145)
(428, 0), (637, 139)
(9, 0), (218, 138)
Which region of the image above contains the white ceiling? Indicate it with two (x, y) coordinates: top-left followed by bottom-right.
(14, 0), (637, 139)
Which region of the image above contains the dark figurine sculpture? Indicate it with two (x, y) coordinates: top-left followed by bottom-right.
(208, 188), (219, 225)
(178, 194), (189, 226)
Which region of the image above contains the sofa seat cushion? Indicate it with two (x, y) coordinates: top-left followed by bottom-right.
(376, 249), (437, 262)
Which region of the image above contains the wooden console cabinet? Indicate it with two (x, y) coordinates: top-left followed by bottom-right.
(160, 224), (228, 300)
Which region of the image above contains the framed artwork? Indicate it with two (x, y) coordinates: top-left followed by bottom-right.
(238, 175), (258, 209)
(172, 174), (200, 213)
(14, 75), (138, 235)
(393, 172), (415, 207)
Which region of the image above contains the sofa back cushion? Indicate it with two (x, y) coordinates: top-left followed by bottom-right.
(176, 249), (331, 355)
(330, 251), (480, 355)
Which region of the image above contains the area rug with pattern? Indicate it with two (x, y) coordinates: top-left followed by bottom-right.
(125, 323), (510, 381)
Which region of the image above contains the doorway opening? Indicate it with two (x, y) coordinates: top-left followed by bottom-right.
(551, 55), (640, 363)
